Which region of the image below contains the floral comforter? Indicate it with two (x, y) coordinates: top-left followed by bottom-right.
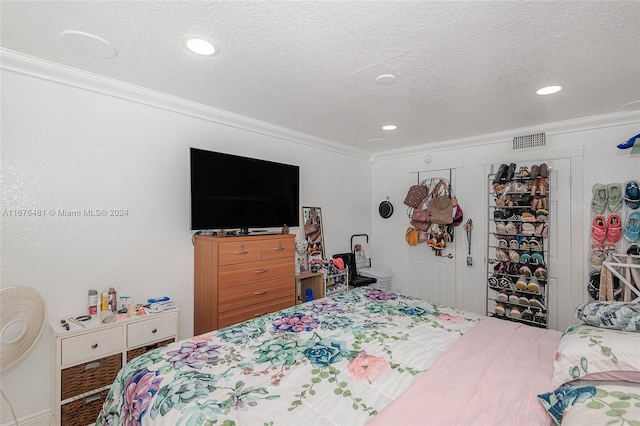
(97, 287), (482, 425)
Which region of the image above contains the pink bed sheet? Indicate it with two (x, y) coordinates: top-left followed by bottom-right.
(369, 317), (562, 426)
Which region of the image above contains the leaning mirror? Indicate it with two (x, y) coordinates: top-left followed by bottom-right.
(302, 206), (325, 269)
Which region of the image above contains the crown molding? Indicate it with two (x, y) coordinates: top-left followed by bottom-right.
(372, 110), (640, 161)
(0, 48), (371, 160)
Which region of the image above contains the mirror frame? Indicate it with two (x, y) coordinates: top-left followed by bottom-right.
(302, 206), (325, 263)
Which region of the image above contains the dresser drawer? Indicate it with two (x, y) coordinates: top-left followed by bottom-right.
(218, 296), (294, 328)
(61, 388), (110, 426)
(219, 277), (294, 312)
(218, 258), (294, 288)
(261, 238), (295, 260)
(218, 240), (262, 265)
(61, 353), (121, 401)
(127, 314), (177, 349)
(61, 327), (123, 367)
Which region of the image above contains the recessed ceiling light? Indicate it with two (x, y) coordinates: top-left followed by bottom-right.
(181, 35), (218, 56)
(382, 125), (397, 131)
(376, 74), (396, 85)
(536, 85), (562, 95)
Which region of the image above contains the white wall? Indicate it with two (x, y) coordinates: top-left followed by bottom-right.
(370, 114), (639, 327)
(0, 65), (372, 423)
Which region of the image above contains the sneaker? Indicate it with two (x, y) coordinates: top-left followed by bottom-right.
(624, 180), (640, 210)
(588, 271), (601, 300)
(529, 298), (546, 310)
(592, 183), (607, 214)
(623, 211), (640, 243)
(527, 277), (541, 294)
(591, 215), (607, 244)
(590, 243), (605, 270)
(495, 303), (506, 316)
(607, 214), (622, 243)
(607, 183), (623, 212)
(510, 306), (521, 319)
(518, 296), (530, 305)
(516, 275), (528, 291)
(521, 307), (534, 321)
(534, 310), (546, 324)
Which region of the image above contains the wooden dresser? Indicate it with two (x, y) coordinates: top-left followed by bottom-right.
(194, 233), (296, 335)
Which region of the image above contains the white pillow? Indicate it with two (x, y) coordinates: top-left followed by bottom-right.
(552, 324), (640, 386)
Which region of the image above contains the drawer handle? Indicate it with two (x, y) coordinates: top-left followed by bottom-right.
(254, 290), (268, 295)
(91, 343), (98, 349)
(84, 361), (101, 370)
(272, 247), (285, 251)
(254, 312), (267, 317)
(85, 394), (102, 404)
(254, 269), (268, 274)
(234, 251), (249, 255)
(152, 328), (158, 333)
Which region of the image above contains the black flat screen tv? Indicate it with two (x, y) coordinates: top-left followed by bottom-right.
(190, 148), (300, 233)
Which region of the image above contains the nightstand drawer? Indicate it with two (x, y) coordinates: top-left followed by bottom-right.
(218, 240), (261, 265)
(127, 315), (177, 348)
(127, 338), (175, 362)
(61, 353), (121, 400)
(218, 258), (294, 288)
(219, 277), (294, 312)
(61, 327), (123, 367)
(218, 296), (293, 328)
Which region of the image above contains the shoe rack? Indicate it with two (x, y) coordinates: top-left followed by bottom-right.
(486, 162), (551, 328)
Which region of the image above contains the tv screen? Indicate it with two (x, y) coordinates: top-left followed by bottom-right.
(190, 148), (300, 232)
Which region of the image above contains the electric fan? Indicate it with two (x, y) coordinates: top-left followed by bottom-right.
(1, 286), (46, 425)
(1, 286), (46, 372)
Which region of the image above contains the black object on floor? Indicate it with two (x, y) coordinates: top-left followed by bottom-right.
(332, 252), (377, 287)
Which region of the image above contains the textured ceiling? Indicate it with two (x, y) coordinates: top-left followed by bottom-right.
(1, 1), (639, 153)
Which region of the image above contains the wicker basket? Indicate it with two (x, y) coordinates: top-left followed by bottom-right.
(126, 338), (175, 362)
(61, 388), (110, 425)
(61, 353), (121, 400)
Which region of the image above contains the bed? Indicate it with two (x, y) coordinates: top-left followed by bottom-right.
(96, 287), (640, 426)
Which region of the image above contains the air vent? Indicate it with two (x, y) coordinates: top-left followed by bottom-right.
(513, 132), (546, 150)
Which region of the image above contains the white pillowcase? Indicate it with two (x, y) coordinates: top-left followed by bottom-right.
(552, 324), (640, 387)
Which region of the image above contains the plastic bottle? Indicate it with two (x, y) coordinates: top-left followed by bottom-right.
(305, 288), (314, 302)
(101, 291), (109, 311)
(108, 287), (117, 312)
(88, 289), (98, 315)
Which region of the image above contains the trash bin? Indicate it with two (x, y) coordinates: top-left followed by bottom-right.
(359, 266), (393, 291)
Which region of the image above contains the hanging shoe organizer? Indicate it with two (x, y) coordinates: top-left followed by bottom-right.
(588, 179), (640, 301)
(486, 162), (551, 328)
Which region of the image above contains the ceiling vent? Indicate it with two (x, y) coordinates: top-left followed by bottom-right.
(513, 132), (546, 150)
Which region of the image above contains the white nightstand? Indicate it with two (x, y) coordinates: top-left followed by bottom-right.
(50, 309), (179, 425)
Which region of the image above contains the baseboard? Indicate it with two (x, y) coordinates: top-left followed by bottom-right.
(0, 409), (52, 426)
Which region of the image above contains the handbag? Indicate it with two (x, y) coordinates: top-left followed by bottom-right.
(403, 184), (429, 208)
(453, 205), (464, 226)
(428, 180), (453, 225)
(411, 208), (430, 222)
(405, 227), (419, 246)
(410, 219), (431, 232)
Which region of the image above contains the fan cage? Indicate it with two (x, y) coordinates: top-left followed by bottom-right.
(1, 286), (46, 372)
